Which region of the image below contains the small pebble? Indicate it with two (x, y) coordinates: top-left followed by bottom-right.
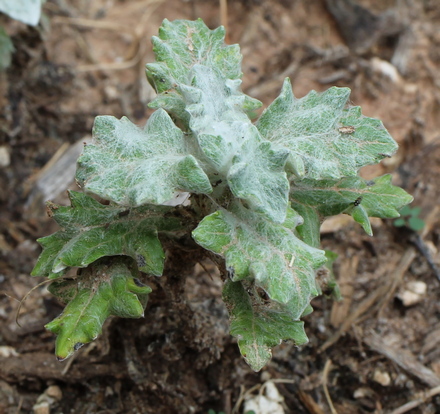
(373, 369), (391, 386)
(398, 281), (427, 306)
(0, 146), (10, 168)
(33, 401), (50, 414)
(46, 385), (62, 401)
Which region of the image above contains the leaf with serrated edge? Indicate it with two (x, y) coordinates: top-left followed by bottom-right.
(76, 108), (212, 206)
(290, 174), (413, 235)
(31, 191), (183, 279)
(193, 204), (326, 317)
(257, 78), (398, 179)
(46, 258), (151, 361)
(146, 19), (261, 122)
(182, 65), (289, 222)
(223, 280), (308, 371)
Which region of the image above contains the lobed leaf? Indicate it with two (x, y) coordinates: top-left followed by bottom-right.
(146, 19), (261, 123)
(223, 280), (308, 371)
(181, 62), (289, 222)
(76, 108), (212, 206)
(257, 78), (398, 180)
(46, 258), (151, 361)
(290, 174), (413, 236)
(192, 203), (326, 318)
(31, 191), (183, 279)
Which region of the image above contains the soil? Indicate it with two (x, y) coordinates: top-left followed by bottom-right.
(1, 1), (440, 413)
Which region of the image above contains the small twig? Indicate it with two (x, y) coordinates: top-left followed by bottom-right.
(298, 390), (326, 414)
(322, 359), (338, 414)
(388, 385), (440, 414)
(61, 351), (78, 376)
(421, 205), (440, 239)
(377, 247), (417, 315)
(1, 291), (20, 303)
(365, 331), (440, 388)
(14, 396), (23, 414)
(15, 279), (55, 327)
(219, 0), (229, 42)
(197, 261), (215, 281)
(410, 233), (440, 282)
(232, 383), (260, 414)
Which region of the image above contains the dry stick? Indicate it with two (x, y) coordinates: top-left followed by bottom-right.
(14, 396), (23, 414)
(15, 279), (57, 327)
(421, 205), (440, 239)
(196, 260), (215, 280)
(322, 360), (338, 414)
(231, 383), (260, 414)
(377, 247), (417, 316)
(219, 0), (229, 43)
(412, 234), (440, 281)
(320, 248), (416, 352)
(388, 385), (440, 414)
(298, 390), (326, 414)
(364, 331), (440, 388)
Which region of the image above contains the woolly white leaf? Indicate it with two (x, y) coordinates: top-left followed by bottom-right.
(76, 109), (212, 206)
(257, 78), (398, 179)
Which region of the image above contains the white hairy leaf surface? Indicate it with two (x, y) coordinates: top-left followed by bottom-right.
(76, 108), (212, 206)
(193, 203), (326, 317)
(0, 0), (42, 26)
(257, 78), (398, 180)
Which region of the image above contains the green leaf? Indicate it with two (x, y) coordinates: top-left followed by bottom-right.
(257, 78), (398, 179)
(146, 19), (261, 120)
(180, 62), (288, 222)
(223, 280), (308, 371)
(292, 204), (321, 248)
(0, 0), (43, 26)
(150, 19), (241, 87)
(322, 250), (341, 300)
(290, 174), (413, 235)
(146, 19), (261, 127)
(228, 135), (290, 223)
(193, 204), (326, 317)
(46, 258), (151, 361)
(393, 218), (406, 227)
(408, 216), (425, 232)
(76, 109), (212, 206)
(0, 27), (14, 71)
(31, 191), (183, 278)
(147, 20), (286, 221)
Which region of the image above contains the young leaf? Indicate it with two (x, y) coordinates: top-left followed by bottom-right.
(257, 78), (398, 180)
(290, 174), (413, 235)
(46, 258), (151, 361)
(223, 280), (308, 371)
(192, 204), (326, 317)
(76, 108), (212, 206)
(179, 61), (289, 222)
(146, 19), (261, 124)
(31, 191), (184, 279)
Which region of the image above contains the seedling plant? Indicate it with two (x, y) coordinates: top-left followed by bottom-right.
(31, 19), (412, 371)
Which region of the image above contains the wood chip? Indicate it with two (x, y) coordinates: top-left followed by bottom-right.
(364, 331), (440, 387)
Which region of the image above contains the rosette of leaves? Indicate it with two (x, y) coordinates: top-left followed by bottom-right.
(32, 18), (412, 371)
